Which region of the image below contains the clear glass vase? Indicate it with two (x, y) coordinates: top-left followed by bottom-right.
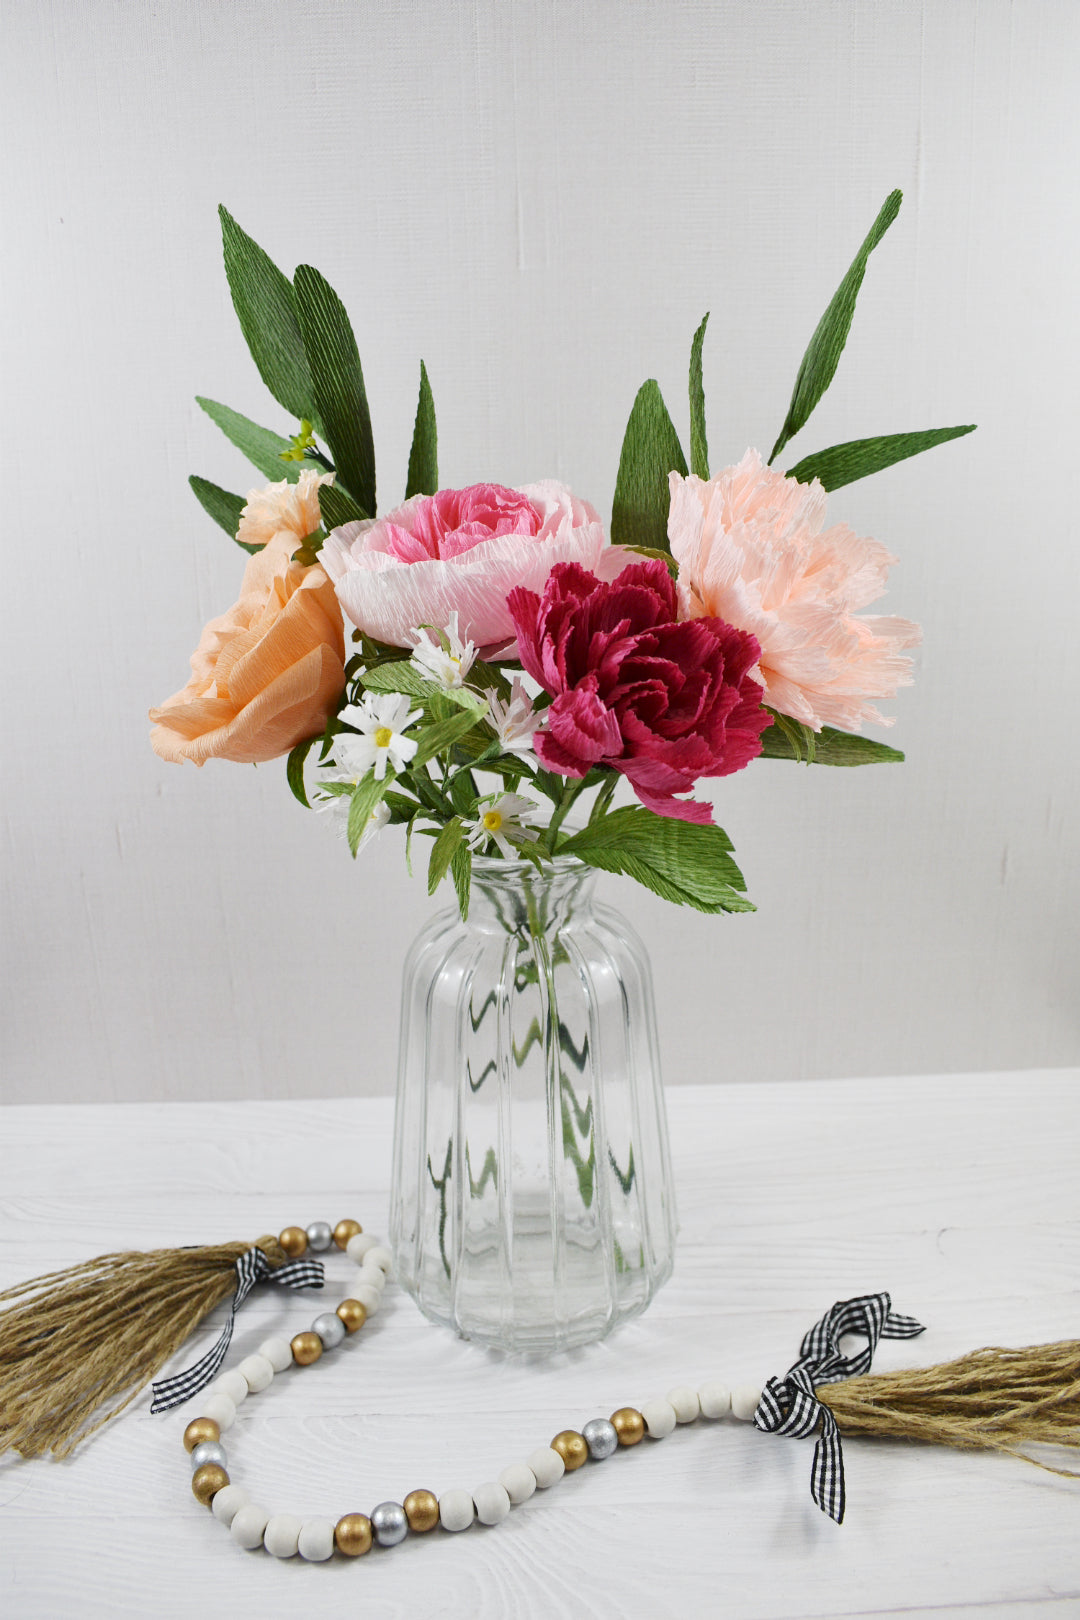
(389, 856), (677, 1353)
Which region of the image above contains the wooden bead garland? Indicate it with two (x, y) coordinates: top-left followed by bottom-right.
(181, 1217), (762, 1560)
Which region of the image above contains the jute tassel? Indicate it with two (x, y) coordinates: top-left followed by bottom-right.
(0, 1237), (286, 1460)
(819, 1341), (1080, 1476)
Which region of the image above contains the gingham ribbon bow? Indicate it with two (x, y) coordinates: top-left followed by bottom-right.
(151, 1247), (324, 1412)
(754, 1292), (925, 1523)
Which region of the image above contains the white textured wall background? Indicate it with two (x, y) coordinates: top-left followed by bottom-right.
(1, 0), (1077, 1105)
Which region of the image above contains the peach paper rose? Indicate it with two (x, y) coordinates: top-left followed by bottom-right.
(668, 450), (921, 732)
(321, 480), (629, 651)
(150, 475), (346, 765)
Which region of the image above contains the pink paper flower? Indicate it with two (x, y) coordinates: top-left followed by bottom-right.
(321, 480), (629, 652)
(507, 559), (768, 824)
(667, 451), (921, 732)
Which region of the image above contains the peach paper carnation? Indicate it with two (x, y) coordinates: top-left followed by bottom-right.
(149, 530), (346, 766)
(667, 450), (921, 732)
(236, 467), (332, 551)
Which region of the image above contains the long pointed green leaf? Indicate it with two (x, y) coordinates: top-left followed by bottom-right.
(611, 380), (688, 553)
(196, 397), (303, 485)
(450, 844), (472, 920)
(410, 703), (486, 769)
(759, 717), (904, 765)
(786, 425), (977, 491)
(219, 206), (318, 427)
(318, 483), (367, 533)
(347, 773), (392, 856)
(689, 314), (710, 480)
(188, 476), (251, 547)
(286, 734), (318, 807)
(427, 816), (465, 895)
(406, 360), (438, 498)
(769, 190), (903, 464)
(293, 264), (375, 517)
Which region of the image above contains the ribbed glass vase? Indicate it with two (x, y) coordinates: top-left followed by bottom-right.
(389, 856), (676, 1353)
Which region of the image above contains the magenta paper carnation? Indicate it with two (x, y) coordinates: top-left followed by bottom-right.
(507, 558), (769, 823)
(321, 480), (628, 651)
(667, 451), (921, 731)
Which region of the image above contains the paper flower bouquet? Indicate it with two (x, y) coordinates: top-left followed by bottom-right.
(151, 191), (973, 917)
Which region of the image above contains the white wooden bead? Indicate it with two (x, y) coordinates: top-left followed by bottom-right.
(526, 1446), (565, 1487)
(439, 1489), (475, 1531)
(698, 1381), (731, 1419)
(297, 1518), (336, 1561)
(356, 1262), (386, 1293)
(472, 1481), (511, 1525)
(641, 1398), (677, 1439)
(207, 1369), (248, 1406)
(258, 1336), (294, 1374)
(731, 1384), (763, 1421)
(346, 1232), (379, 1264)
(364, 1245), (393, 1275)
(351, 1281), (382, 1315)
(667, 1385), (700, 1423)
(498, 1463), (537, 1505)
(211, 1484), (249, 1526)
(201, 1392), (236, 1432)
(263, 1513), (303, 1558)
(230, 1504), (270, 1549)
(238, 1353), (274, 1394)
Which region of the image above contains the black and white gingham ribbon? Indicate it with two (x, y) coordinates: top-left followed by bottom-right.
(754, 1292), (925, 1523)
(150, 1247), (325, 1413)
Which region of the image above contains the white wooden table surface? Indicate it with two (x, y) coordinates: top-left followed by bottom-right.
(1, 1073), (1078, 1620)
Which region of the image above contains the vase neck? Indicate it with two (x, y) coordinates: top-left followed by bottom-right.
(467, 858), (597, 935)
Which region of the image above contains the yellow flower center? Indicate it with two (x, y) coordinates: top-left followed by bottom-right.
(374, 726), (393, 748)
(483, 810), (503, 833)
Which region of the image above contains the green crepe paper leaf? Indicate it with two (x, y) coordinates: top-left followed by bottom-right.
(188, 476), (250, 547)
(689, 314), (710, 480)
(219, 207), (320, 430)
(406, 361), (438, 499)
(767, 710), (817, 765)
(611, 380), (688, 554)
(759, 713), (905, 765)
(769, 190), (903, 465)
(347, 773), (392, 856)
(450, 843), (472, 920)
(467, 658), (513, 703)
(410, 703), (486, 771)
(361, 662), (431, 699)
(286, 734), (319, 807)
(427, 816), (465, 895)
(196, 397), (304, 485)
(319, 484), (367, 536)
(561, 806), (753, 915)
(786, 425), (977, 491)
(292, 264), (376, 518)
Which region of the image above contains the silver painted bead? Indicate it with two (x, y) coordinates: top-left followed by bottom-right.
(581, 1418), (619, 1460)
(371, 1500), (408, 1546)
(312, 1312), (346, 1349)
(306, 1221), (333, 1252)
(190, 1440), (228, 1472)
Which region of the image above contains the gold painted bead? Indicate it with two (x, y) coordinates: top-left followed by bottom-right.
(183, 1417), (221, 1454)
(611, 1407), (645, 1446)
(403, 1489), (440, 1532)
(551, 1429), (589, 1471)
(335, 1513), (373, 1556)
(279, 1225), (308, 1258)
(291, 1331), (323, 1366)
(191, 1463), (230, 1505)
(336, 1298), (367, 1334)
(333, 1219), (362, 1249)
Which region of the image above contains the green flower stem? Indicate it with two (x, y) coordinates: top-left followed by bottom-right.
(588, 772), (618, 826)
(544, 779), (585, 855)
